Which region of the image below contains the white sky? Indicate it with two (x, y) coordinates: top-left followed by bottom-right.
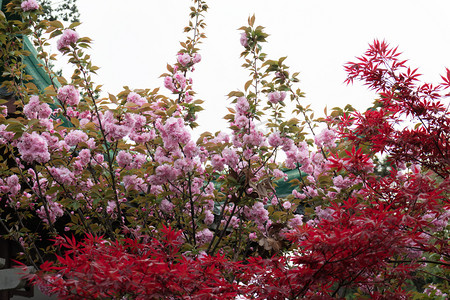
(69, 0), (450, 134)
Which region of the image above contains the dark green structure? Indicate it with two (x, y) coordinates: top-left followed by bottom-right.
(0, 0), (56, 93)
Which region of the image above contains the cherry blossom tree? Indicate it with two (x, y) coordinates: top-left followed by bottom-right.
(0, 0), (448, 299)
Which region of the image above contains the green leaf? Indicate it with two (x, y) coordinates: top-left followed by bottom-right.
(49, 20), (64, 29)
(244, 79), (252, 91)
(69, 22), (82, 29)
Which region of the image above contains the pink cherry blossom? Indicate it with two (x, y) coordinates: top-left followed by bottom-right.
(245, 202), (269, 226)
(288, 215), (303, 228)
(164, 72), (187, 93)
(222, 148), (239, 169)
(21, 0), (39, 12)
(150, 164), (180, 185)
(64, 130), (88, 147)
(177, 53), (191, 67)
(57, 85), (80, 106)
(48, 166), (75, 186)
(101, 111), (132, 141)
(129, 132), (155, 144)
(268, 132), (283, 148)
(0, 125), (14, 144)
(4, 175), (20, 196)
(164, 76), (177, 92)
(127, 92), (147, 107)
(36, 200), (64, 224)
(117, 151), (132, 169)
(273, 169), (287, 180)
(192, 53), (202, 64)
(292, 189), (306, 200)
(267, 91), (287, 104)
(204, 210), (214, 225)
(282, 201), (292, 210)
(235, 97), (250, 114)
(240, 32), (248, 47)
(123, 175), (146, 192)
(130, 153), (147, 169)
(23, 96), (52, 119)
(243, 130), (265, 147)
(196, 228), (213, 245)
(17, 132), (50, 163)
(57, 29), (79, 51)
(157, 117), (191, 150)
(78, 149), (91, 166)
(160, 199), (175, 214)
(211, 154), (225, 171)
(314, 128), (336, 148)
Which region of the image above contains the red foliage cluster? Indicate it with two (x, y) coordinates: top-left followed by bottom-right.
(30, 226), (241, 299)
(343, 40), (450, 177)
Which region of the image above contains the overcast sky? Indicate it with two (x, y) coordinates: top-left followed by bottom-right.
(69, 0), (450, 134)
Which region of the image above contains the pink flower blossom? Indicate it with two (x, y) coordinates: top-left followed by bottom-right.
(211, 154), (225, 171)
(292, 189), (306, 200)
(160, 199), (174, 214)
(157, 117), (191, 150)
(282, 201), (292, 210)
(129, 132), (154, 144)
(164, 72), (186, 93)
(150, 164), (180, 185)
(21, 0), (39, 12)
(0, 125), (14, 144)
(243, 130), (265, 147)
(174, 73), (187, 89)
(17, 132), (50, 163)
(4, 175), (20, 196)
(183, 141), (199, 158)
(240, 32), (248, 47)
(268, 132), (283, 148)
(288, 215), (303, 228)
(117, 150), (133, 169)
(64, 130), (88, 147)
(123, 175), (146, 192)
(127, 92), (147, 107)
(314, 128), (336, 148)
(204, 210), (214, 225)
(130, 153), (147, 169)
(106, 201), (116, 216)
(284, 142), (310, 169)
(77, 149), (91, 166)
(23, 96), (52, 119)
(222, 148), (239, 168)
(57, 85), (80, 106)
(57, 29), (79, 51)
(86, 138), (96, 149)
(48, 166), (75, 186)
(273, 169), (287, 180)
(164, 76), (177, 92)
(315, 206), (334, 221)
(192, 53), (202, 64)
(196, 228), (213, 245)
(268, 91), (287, 104)
(174, 157), (195, 173)
(245, 202), (269, 226)
(177, 53), (191, 67)
(102, 111), (132, 141)
(36, 200), (64, 224)
(235, 97), (249, 114)
(332, 175), (354, 189)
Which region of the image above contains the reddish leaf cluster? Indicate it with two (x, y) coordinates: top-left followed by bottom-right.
(30, 226), (241, 299)
(342, 40), (450, 177)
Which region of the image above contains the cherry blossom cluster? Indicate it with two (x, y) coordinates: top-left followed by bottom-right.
(21, 0), (39, 12)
